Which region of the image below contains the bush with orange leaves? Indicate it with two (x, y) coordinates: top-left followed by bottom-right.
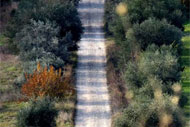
(21, 63), (75, 98)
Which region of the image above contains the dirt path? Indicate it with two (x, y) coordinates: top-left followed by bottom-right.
(75, 0), (111, 127)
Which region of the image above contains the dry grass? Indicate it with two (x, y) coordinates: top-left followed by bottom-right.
(56, 64), (77, 127)
(0, 52), (24, 126)
(56, 96), (76, 127)
(0, 102), (27, 127)
(105, 39), (128, 115)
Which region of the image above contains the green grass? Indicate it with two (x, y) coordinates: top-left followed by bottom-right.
(183, 87), (190, 93)
(182, 36), (190, 48)
(184, 23), (190, 33)
(0, 61), (23, 93)
(0, 102), (27, 127)
(0, 58), (24, 126)
(181, 22), (190, 126)
(55, 97), (76, 127)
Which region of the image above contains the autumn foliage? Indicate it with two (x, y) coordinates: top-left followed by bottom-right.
(21, 63), (75, 98)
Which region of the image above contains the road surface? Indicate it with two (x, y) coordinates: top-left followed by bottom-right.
(75, 0), (111, 127)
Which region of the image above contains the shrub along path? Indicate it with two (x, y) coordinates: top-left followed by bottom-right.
(181, 22), (190, 127)
(75, 0), (111, 127)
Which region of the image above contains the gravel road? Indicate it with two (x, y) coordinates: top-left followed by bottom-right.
(75, 0), (111, 127)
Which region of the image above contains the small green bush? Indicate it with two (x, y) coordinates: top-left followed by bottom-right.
(127, 18), (182, 49)
(17, 97), (58, 127)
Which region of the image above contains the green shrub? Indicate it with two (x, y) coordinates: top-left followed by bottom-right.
(127, 18), (183, 49)
(125, 44), (180, 89)
(15, 20), (68, 72)
(17, 97), (58, 127)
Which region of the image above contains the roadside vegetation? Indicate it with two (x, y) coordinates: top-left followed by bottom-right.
(104, 0), (189, 126)
(0, 0), (82, 126)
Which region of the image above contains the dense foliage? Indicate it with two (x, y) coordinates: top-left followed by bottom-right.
(105, 0), (187, 36)
(17, 97), (58, 127)
(125, 44), (180, 89)
(113, 45), (186, 127)
(15, 20), (68, 72)
(5, 0), (83, 73)
(126, 0), (186, 29)
(6, 0), (83, 51)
